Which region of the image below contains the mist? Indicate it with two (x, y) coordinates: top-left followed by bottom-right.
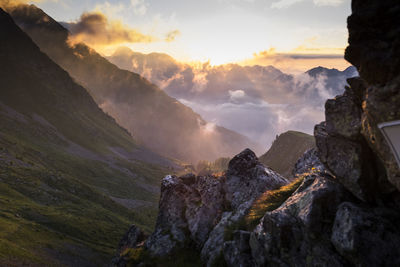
(108, 47), (357, 147)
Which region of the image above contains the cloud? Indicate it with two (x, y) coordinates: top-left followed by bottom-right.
(271, 0), (344, 8)
(313, 0), (344, 6)
(271, 0), (303, 9)
(64, 11), (154, 46)
(130, 0), (147, 15)
(107, 47), (357, 149)
(165, 30), (181, 42)
(229, 89), (246, 102)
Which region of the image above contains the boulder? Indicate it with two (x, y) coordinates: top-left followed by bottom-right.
(223, 231), (253, 267)
(145, 174), (226, 256)
(332, 202), (400, 266)
(250, 173), (351, 266)
(315, 122), (378, 201)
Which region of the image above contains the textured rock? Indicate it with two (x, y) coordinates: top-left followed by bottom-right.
(345, 0), (400, 191)
(325, 92), (362, 139)
(223, 231), (253, 267)
(145, 174), (226, 256)
(315, 122), (378, 201)
(111, 225), (145, 267)
(332, 202), (400, 266)
(292, 148), (325, 177)
(250, 173), (351, 266)
(145, 149), (287, 263)
(225, 149), (288, 210)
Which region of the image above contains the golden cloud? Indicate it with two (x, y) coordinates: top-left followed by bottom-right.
(65, 11), (154, 46)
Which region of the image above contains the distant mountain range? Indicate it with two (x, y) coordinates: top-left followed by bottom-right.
(0, 7), (177, 265)
(107, 47), (357, 147)
(6, 4), (256, 163)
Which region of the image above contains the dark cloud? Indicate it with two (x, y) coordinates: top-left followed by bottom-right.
(62, 11), (154, 46)
(165, 30), (181, 42)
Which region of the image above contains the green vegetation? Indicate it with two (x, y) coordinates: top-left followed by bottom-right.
(223, 176), (304, 244)
(244, 176), (305, 230)
(0, 11), (173, 265)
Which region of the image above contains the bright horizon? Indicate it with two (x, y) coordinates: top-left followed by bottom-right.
(22, 0), (351, 72)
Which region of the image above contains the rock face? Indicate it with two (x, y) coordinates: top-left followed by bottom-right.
(113, 149), (288, 266)
(113, 1), (400, 266)
(250, 173), (352, 266)
(345, 0), (400, 191)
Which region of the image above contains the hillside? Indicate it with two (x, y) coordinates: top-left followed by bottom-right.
(0, 8), (174, 266)
(259, 131), (315, 178)
(5, 4), (256, 163)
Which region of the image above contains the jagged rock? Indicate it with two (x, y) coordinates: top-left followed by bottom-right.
(292, 148), (325, 177)
(225, 150), (288, 210)
(223, 231), (253, 267)
(345, 0), (400, 191)
(144, 149), (288, 265)
(332, 202), (400, 266)
(200, 150), (288, 266)
(227, 148), (258, 177)
(111, 225), (145, 267)
(325, 92), (362, 139)
(250, 173), (352, 266)
(145, 174), (226, 256)
(315, 122), (379, 201)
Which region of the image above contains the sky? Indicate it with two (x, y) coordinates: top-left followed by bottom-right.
(29, 0), (351, 70)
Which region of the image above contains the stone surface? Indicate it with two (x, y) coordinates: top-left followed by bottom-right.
(111, 225), (145, 267)
(250, 173), (351, 266)
(145, 174), (226, 256)
(223, 231), (253, 267)
(315, 122), (378, 201)
(145, 149), (287, 263)
(332, 202), (400, 266)
(292, 148), (325, 177)
(345, 0), (400, 191)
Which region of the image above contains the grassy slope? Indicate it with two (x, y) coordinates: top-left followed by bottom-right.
(259, 131), (315, 178)
(0, 9), (170, 266)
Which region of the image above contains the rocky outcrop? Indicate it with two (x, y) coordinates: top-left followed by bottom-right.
(345, 0), (400, 192)
(113, 149), (288, 266)
(292, 147), (325, 177)
(113, 1), (400, 266)
(145, 173), (226, 256)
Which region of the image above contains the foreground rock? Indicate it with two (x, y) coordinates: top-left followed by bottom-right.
(112, 149), (288, 266)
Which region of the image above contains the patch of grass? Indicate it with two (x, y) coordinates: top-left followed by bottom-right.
(244, 176), (305, 230)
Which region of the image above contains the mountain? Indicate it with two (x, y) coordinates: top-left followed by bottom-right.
(107, 47), (357, 147)
(6, 4), (256, 163)
(0, 7), (176, 266)
(259, 131), (315, 178)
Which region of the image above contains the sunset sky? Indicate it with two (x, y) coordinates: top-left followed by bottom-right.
(30, 0), (351, 71)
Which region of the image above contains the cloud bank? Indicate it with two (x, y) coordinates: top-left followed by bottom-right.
(62, 11), (154, 46)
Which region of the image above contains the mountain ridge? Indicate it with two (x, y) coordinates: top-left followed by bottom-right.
(0, 7), (174, 265)
(6, 3), (257, 163)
